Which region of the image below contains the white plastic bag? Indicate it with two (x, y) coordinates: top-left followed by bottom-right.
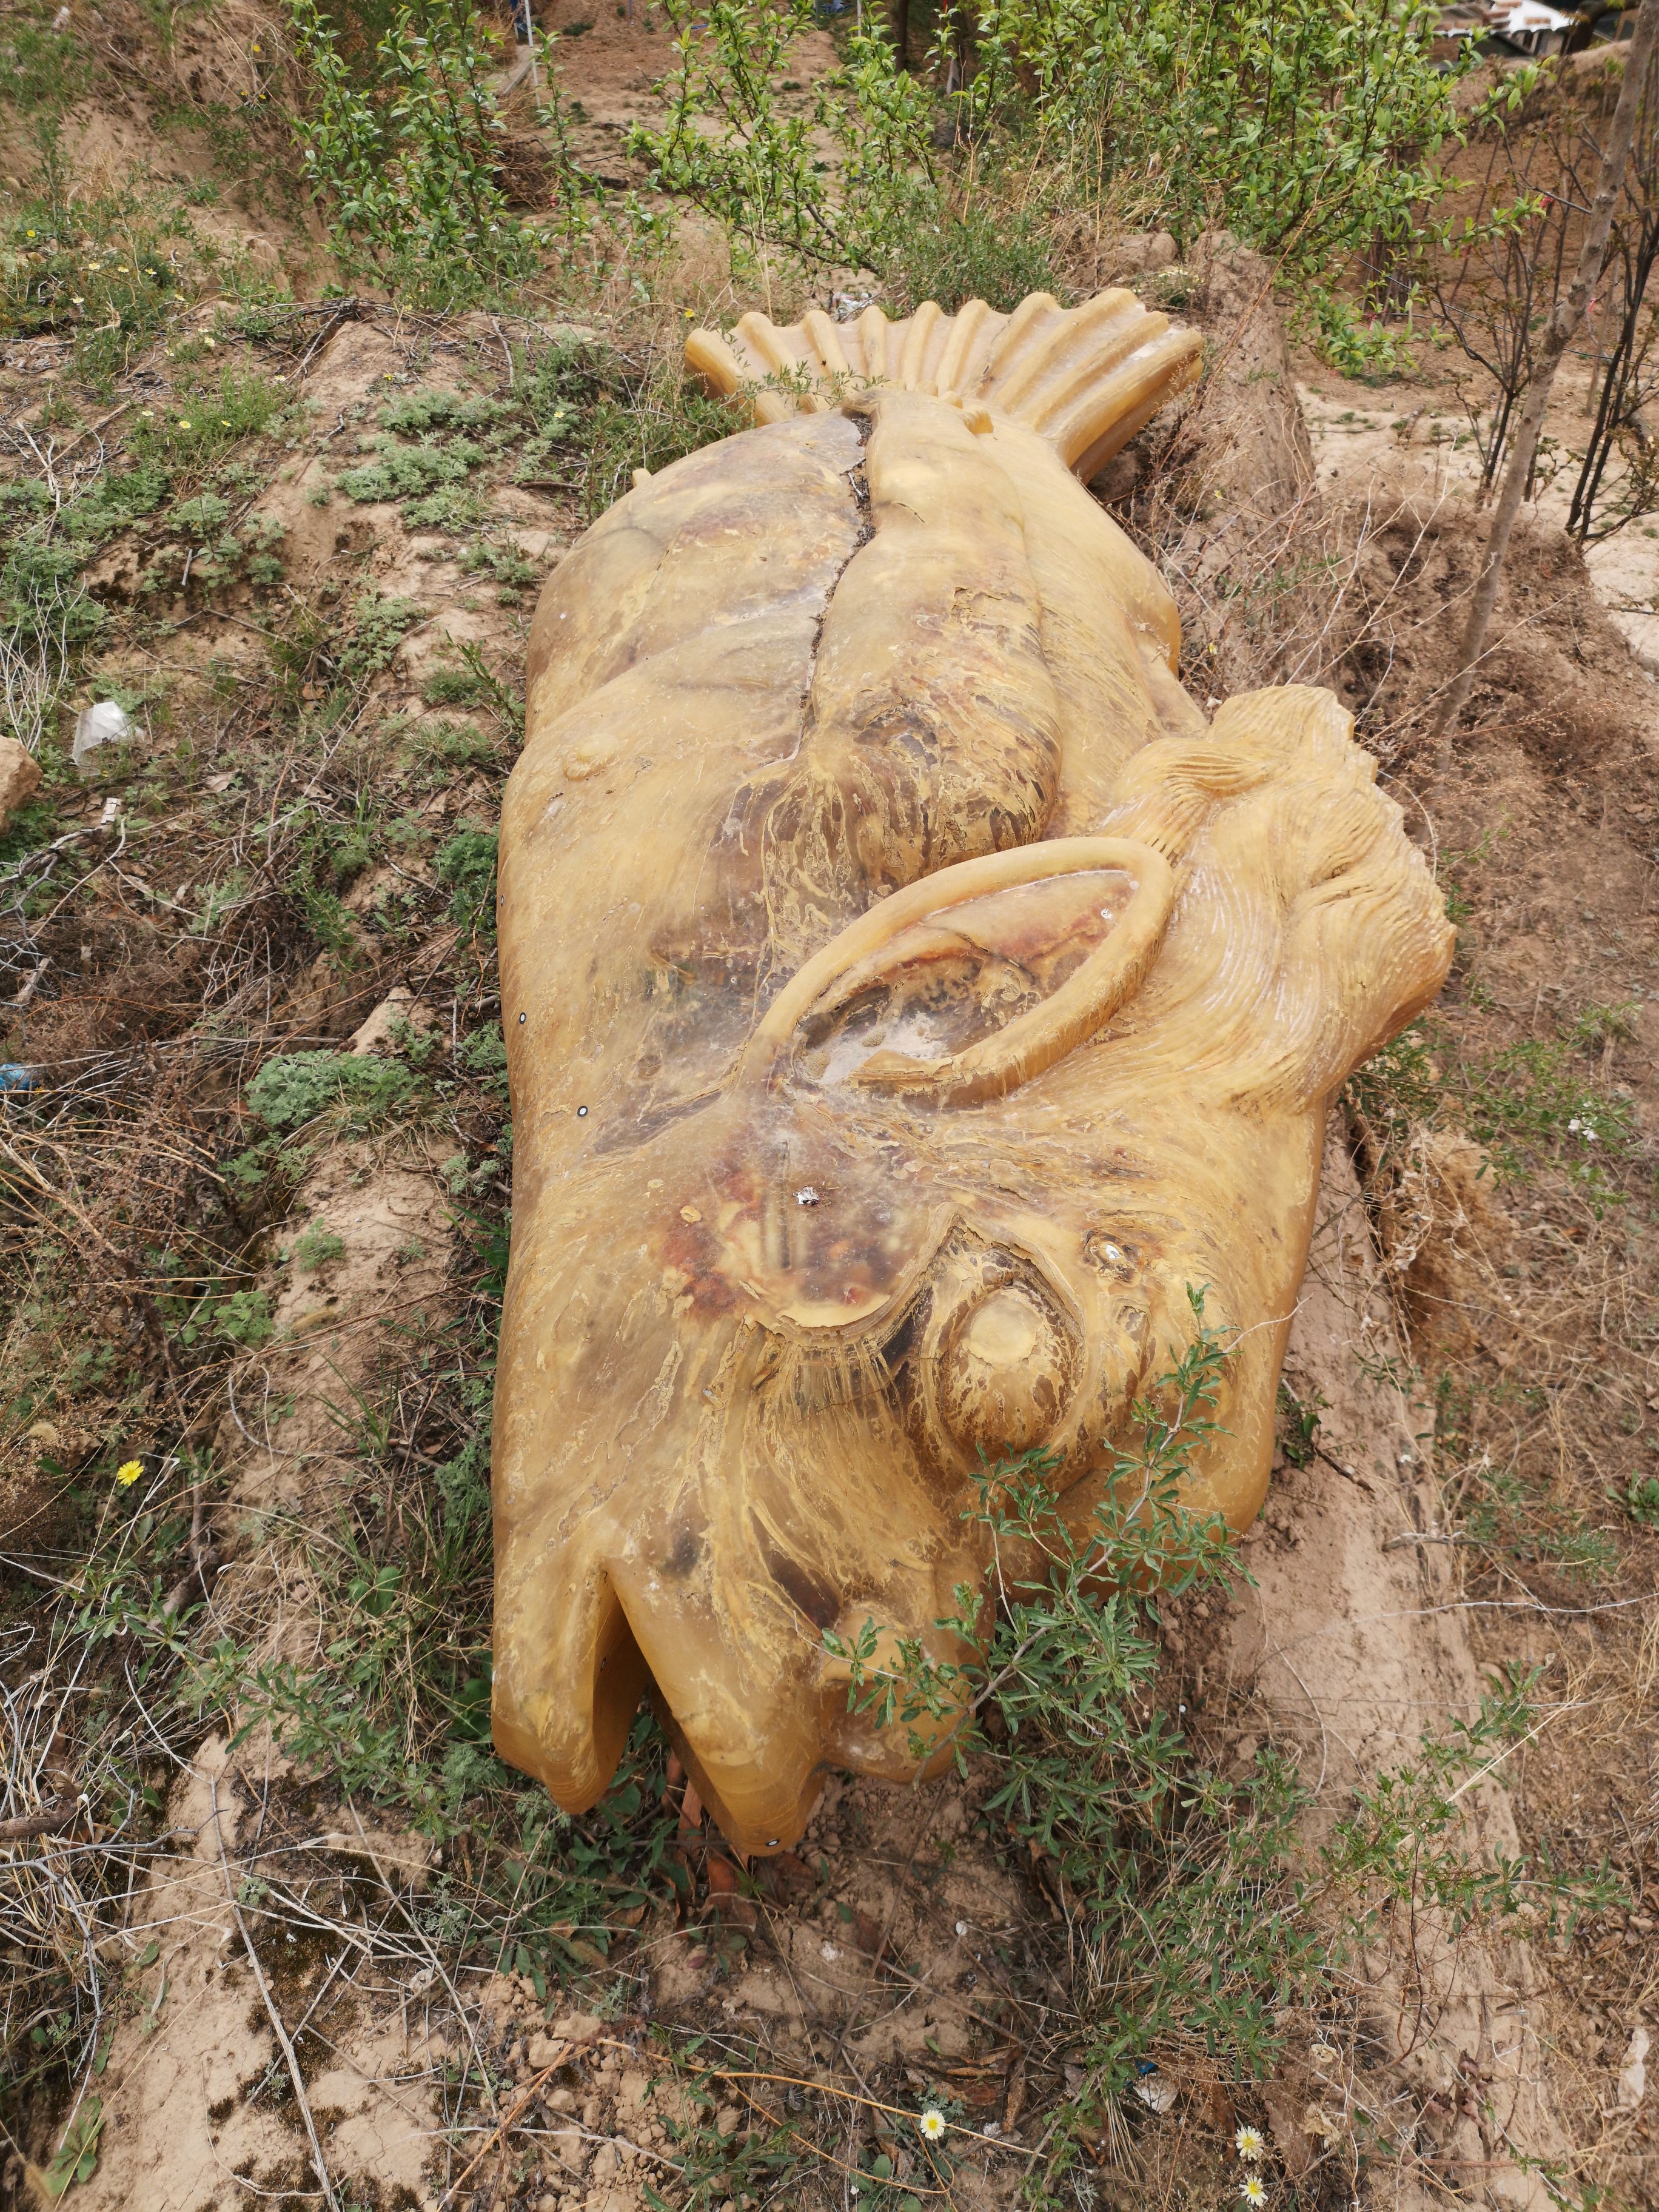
(72, 700), (132, 771)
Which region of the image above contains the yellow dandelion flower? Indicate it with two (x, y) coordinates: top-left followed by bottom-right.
(178, 418), (192, 428)
(917, 2110), (946, 2142)
(115, 1458), (144, 1487)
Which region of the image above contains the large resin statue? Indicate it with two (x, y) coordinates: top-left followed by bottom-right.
(491, 289), (1453, 1853)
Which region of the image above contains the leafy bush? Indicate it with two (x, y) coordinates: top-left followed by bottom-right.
(964, 0), (1466, 278)
(288, 0), (541, 307)
(1350, 1015), (1637, 1187)
(246, 1050), (415, 1132)
(634, 0), (933, 272)
(635, 0), (1469, 350)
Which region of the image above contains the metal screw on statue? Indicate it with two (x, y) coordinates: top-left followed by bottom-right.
(72, 700), (132, 773)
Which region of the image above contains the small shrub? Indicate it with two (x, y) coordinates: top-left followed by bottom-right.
(420, 664), (492, 708)
(881, 190), (1059, 314)
(246, 1050), (415, 1133)
(340, 593), (424, 683)
(434, 826), (498, 935)
(293, 1221), (347, 1271)
(130, 369), (287, 469)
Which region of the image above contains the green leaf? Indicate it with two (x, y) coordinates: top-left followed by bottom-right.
(42, 2098), (102, 2198)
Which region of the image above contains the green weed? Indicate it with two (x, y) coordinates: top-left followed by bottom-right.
(435, 826), (498, 935)
(516, 337), (740, 518)
(1614, 1476), (1659, 1530)
(880, 189), (1059, 315)
(0, 159), (190, 383)
(420, 664), (494, 708)
(129, 368), (289, 472)
(400, 717), (501, 784)
(246, 1049), (416, 1134)
(336, 431), (491, 526)
(293, 1221), (348, 1270)
(1350, 1015), (1637, 1188)
(0, 18), (92, 113)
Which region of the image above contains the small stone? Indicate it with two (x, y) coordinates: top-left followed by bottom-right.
(716, 2104), (742, 2137)
(0, 736), (41, 831)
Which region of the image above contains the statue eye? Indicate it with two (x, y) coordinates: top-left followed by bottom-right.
(935, 1279), (1078, 1461)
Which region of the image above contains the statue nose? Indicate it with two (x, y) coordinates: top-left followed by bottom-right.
(492, 1302), (985, 1853)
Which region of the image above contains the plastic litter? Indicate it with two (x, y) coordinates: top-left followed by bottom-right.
(1132, 2067), (1177, 2114)
(72, 700), (132, 771)
(0, 1065), (38, 1094)
(1618, 2025), (1649, 2110)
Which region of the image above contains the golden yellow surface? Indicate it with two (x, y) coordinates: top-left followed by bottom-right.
(491, 290), (1453, 1853)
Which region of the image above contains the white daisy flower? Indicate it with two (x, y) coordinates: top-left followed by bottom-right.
(1235, 2124), (1267, 2160)
(917, 2108), (947, 2142)
(1240, 2177), (1268, 2207)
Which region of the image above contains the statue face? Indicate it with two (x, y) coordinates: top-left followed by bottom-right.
(491, 352), (1452, 1855)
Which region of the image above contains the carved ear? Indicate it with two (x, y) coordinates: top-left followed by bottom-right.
(1073, 688), (1455, 1114)
(743, 837), (1174, 1107)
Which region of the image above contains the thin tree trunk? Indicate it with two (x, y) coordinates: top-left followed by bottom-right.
(1431, 0), (1659, 776)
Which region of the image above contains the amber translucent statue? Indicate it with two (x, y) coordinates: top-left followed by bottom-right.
(491, 290), (1453, 1852)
